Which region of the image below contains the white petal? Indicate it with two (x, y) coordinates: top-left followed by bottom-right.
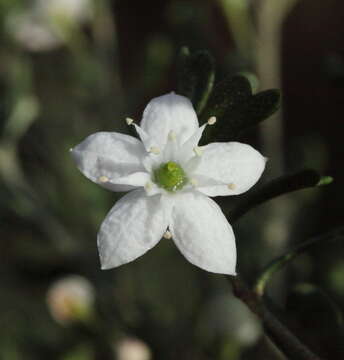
(177, 124), (207, 164)
(98, 190), (170, 269)
(140, 93), (199, 148)
(71, 132), (146, 192)
(193, 142), (266, 197)
(170, 192), (236, 275)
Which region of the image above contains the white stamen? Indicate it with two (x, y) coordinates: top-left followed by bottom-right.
(193, 146), (203, 157)
(227, 183), (236, 190)
(163, 230), (172, 239)
(125, 117), (134, 125)
(144, 181), (153, 191)
(207, 116), (217, 125)
(168, 130), (176, 141)
(148, 146), (161, 155)
(98, 176), (109, 183)
(190, 178), (198, 186)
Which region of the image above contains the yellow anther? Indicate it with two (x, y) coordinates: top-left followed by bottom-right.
(163, 230), (172, 239)
(98, 176), (109, 183)
(190, 178), (198, 186)
(144, 182), (153, 191)
(227, 183), (236, 190)
(149, 146), (161, 155)
(207, 116), (217, 125)
(125, 117), (134, 125)
(193, 146), (203, 157)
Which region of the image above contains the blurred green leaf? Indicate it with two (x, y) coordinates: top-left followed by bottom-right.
(201, 75), (280, 141)
(317, 176), (333, 186)
(63, 345), (94, 360)
(285, 283), (344, 358)
(177, 47), (215, 115)
(254, 227), (344, 297)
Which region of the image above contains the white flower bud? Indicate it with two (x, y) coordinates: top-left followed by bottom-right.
(114, 338), (152, 360)
(46, 275), (95, 325)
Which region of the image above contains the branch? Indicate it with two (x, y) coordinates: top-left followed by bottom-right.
(223, 170), (334, 358)
(229, 170), (332, 222)
(254, 227), (344, 297)
(227, 276), (322, 360)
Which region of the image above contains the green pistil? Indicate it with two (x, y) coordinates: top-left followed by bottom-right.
(154, 161), (188, 192)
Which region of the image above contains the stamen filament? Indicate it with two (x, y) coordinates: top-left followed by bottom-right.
(168, 130), (176, 141)
(144, 181), (153, 191)
(190, 178), (198, 186)
(193, 146), (203, 157)
(149, 146), (161, 155)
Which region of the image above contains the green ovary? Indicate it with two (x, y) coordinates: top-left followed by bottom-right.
(154, 161), (188, 192)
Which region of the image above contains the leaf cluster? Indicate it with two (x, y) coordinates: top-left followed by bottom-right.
(177, 47), (281, 141)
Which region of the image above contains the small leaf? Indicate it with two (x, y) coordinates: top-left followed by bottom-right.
(243, 89), (281, 129)
(317, 176), (334, 186)
(201, 75), (252, 120)
(177, 47), (215, 115)
(201, 75), (281, 141)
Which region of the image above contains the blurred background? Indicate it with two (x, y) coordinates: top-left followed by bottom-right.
(0, 0), (344, 359)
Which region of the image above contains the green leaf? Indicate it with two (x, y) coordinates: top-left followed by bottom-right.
(253, 227), (344, 297)
(317, 176), (334, 186)
(201, 75), (252, 119)
(177, 47), (215, 115)
(200, 75), (281, 141)
(229, 169), (329, 223)
(243, 89), (281, 128)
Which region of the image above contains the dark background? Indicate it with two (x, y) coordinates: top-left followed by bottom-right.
(0, 0), (343, 359)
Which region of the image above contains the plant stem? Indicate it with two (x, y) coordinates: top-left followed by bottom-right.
(228, 169), (328, 222)
(227, 276), (322, 360)
(254, 227), (344, 297)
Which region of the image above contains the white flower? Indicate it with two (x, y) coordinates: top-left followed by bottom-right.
(6, 0), (93, 52)
(36, 0), (94, 24)
(71, 93), (266, 275)
(114, 337), (152, 360)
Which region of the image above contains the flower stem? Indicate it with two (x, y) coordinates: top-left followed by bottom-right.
(227, 276), (322, 360)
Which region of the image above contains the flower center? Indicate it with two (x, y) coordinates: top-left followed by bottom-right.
(154, 161), (188, 192)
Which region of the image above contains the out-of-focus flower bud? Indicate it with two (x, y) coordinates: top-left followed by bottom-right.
(114, 337), (152, 360)
(36, 0), (94, 24)
(46, 275), (95, 325)
(6, 0), (94, 52)
(6, 13), (62, 52)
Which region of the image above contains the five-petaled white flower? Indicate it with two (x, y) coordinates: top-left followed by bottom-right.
(71, 93), (266, 275)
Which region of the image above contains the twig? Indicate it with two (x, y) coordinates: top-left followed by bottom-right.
(229, 170), (331, 222)
(254, 227), (344, 297)
(227, 276), (322, 360)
